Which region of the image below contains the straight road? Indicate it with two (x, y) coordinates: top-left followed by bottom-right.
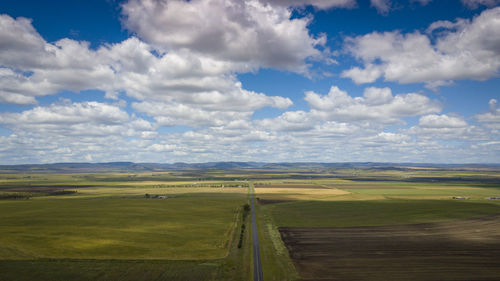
(250, 182), (264, 281)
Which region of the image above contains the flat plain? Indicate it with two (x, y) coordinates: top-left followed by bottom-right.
(1, 165), (500, 280)
(0, 173), (251, 281)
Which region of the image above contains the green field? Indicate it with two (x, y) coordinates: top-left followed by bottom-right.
(0, 173), (251, 281)
(0, 259), (221, 281)
(0, 196), (244, 259)
(266, 200), (500, 227)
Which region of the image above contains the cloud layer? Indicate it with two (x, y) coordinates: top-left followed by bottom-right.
(0, 0), (499, 163)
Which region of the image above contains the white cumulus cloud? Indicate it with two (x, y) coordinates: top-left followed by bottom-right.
(418, 114), (468, 128)
(261, 0), (356, 9)
(304, 86), (442, 124)
(370, 0), (391, 14)
(461, 0), (500, 9)
(121, 0), (326, 73)
(476, 99), (500, 129)
(342, 7), (500, 88)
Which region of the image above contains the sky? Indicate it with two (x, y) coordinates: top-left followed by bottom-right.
(0, 0), (499, 164)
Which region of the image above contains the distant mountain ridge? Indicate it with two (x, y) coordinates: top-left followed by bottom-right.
(0, 161), (499, 173)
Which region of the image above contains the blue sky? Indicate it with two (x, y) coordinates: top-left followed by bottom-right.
(0, 0), (499, 164)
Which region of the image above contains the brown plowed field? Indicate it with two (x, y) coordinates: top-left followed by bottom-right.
(280, 214), (500, 281)
(254, 184), (328, 189)
(0, 185), (94, 192)
(332, 184), (416, 189)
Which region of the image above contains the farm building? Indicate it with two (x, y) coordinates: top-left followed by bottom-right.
(452, 196), (469, 200)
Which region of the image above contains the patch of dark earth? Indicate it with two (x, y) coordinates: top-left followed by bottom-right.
(256, 199), (294, 205)
(279, 214), (500, 281)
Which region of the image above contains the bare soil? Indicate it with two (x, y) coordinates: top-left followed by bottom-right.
(279, 214), (500, 281)
(254, 184), (328, 189)
(332, 184), (416, 189)
(0, 185), (95, 192)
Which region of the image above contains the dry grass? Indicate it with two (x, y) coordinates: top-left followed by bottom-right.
(58, 187), (248, 199)
(254, 187), (350, 201)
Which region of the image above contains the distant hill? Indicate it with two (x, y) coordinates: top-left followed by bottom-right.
(0, 161), (499, 173)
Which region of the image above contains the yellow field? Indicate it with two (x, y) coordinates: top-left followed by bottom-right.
(254, 187), (350, 201)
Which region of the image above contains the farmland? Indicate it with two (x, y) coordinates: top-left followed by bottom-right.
(0, 172), (251, 281)
(0, 196), (243, 259)
(252, 169), (500, 281)
(1, 164), (500, 280)
(280, 214), (500, 281)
